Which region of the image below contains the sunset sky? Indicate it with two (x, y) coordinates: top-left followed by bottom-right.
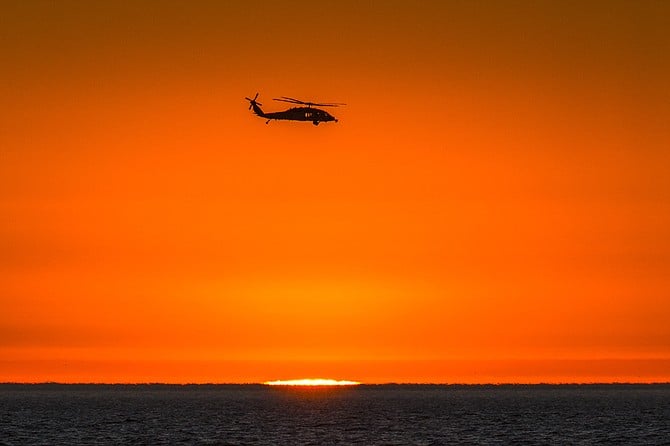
(2, 1), (669, 383)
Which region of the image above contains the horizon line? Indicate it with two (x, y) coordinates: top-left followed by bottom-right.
(2, 381), (670, 386)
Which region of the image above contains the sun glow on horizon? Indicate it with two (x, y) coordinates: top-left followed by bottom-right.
(264, 378), (361, 386)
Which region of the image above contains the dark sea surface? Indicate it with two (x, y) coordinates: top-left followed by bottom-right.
(1, 384), (669, 445)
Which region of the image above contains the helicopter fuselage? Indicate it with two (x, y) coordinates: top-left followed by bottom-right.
(265, 107), (336, 124)
(249, 101), (337, 125)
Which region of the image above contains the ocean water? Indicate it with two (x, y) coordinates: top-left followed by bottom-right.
(1, 384), (669, 445)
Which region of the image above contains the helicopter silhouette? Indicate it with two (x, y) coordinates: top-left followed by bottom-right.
(245, 93), (345, 125)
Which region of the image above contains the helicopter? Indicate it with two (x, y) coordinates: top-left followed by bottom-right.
(245, 93), (345, 125)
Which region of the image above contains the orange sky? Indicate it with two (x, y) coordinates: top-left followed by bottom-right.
(2, 1), (669, 383)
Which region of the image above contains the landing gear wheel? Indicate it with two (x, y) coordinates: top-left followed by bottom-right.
(313, 121), (319, 126)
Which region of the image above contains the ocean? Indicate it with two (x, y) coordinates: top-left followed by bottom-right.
(1, 384), (669, 445)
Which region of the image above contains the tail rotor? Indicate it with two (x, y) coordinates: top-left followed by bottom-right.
(245, 93), (262, 110)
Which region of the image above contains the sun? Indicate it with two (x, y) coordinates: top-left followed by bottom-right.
(264, 378), (360, 386)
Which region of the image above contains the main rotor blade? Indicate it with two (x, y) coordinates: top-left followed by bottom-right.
(274, 98), (303, 103)
(273, 98), (302, 104)
(279, 96), (305, 103)
(273, 97), (346, 107)
(308, 102), (346, 107)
